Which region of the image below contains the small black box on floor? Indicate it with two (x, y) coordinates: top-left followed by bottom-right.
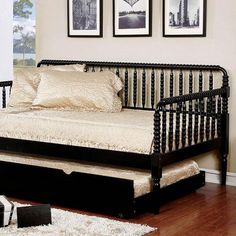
(17, 204), (52, 228)
(0, 195), (14, 227)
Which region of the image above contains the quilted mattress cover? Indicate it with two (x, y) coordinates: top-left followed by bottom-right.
(0, 108), (154, 154)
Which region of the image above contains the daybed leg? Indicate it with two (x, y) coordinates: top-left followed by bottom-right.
(152, 179), (161, 214)
(220, 112), (229, 185)
(221, 153), (228, 185)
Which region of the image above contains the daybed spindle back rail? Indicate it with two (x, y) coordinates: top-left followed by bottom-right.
(37, 60), (228, 110)
(0, 60), (229, 215)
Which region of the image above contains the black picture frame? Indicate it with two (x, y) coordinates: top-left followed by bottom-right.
(163, 0), (207, 37)
(113, 0), (152, 37)
(68, 0), (103, 37)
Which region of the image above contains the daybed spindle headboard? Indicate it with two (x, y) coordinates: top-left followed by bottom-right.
(37, 60), (228, 111)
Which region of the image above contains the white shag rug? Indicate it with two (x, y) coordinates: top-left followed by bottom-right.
(0, 202), (156, 236)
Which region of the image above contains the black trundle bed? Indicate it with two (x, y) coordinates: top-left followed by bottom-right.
(0, 60), (230, 218)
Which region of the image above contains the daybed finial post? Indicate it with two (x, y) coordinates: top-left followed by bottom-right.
(152, 108), (162, 214)
(220, 74), (230, 185)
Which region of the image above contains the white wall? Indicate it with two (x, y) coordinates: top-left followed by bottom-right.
(37, 0), (236, 172)
(0, 0), (13, 81)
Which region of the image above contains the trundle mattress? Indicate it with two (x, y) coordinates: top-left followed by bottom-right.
(0, 151), (200, 198)
(0, 108), (154, 154)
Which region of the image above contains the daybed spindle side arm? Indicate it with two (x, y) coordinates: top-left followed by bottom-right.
(152, 84), (230, 190)
(0, 81), (12, 109)
(151, 82), (229, 213)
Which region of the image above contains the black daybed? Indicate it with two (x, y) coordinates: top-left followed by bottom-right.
(0, 60), (230, 218)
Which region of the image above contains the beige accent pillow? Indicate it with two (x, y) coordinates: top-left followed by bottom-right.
(8, 64), (85, 108)
(32, 71), (123, 112)
(45, 64), (85, 71)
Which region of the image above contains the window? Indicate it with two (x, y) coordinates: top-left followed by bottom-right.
(13, 0), (35, 68)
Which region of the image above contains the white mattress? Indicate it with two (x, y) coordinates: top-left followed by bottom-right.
(0, 108), (154, 154)
(0, 151), (200, 198)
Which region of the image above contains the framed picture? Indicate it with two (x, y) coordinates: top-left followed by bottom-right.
(68, 0), (103, 37)
(163, 0), (207, 37)
(113, 0), (152, 37)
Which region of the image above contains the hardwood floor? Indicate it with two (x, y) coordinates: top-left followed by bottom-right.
(12, 183), (236, 236)
(135, 183), (236, 236)
(132, 183), (236, 236)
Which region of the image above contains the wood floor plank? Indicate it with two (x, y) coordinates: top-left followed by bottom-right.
(11, 183), (236, 236)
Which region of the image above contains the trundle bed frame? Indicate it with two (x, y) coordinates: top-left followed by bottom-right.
(0, 60), (230, 218)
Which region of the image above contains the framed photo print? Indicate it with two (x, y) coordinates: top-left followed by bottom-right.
(163, 0), (207, 37)
(113, 0), (152, 37)
(68, 0), (103, 37)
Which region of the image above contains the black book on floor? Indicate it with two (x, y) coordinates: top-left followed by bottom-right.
(17, 204), (52, 228)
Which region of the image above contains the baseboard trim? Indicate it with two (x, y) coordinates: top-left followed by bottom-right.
(201, 168), (236, 186)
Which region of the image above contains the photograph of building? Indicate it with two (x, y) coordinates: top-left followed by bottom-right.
(169, 0), (200, 28)
(72, 0), (97, 30)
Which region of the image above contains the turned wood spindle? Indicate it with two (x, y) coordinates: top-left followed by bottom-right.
(162, 107), (167, 153)
(175, 103), (181, 150)
(182, 102), (187, 147)
(194, 100), (199, 144)
(209, 71), (213, 90)
(188, 100), (193, 146)
(133, 69), (137, 108)
(154, 111), (161, 154)
(200, 98), (205, 143)
(151, 68), (155, 109)
(170, 70), (174, 97)
(160, 70), (164, 100)
(169, 104), (174, 151)
(179, 70), (183, 96)
(211, 96), (216, 139)
(206, 98), (211, 141)
(168, 70), (174, 151)
(188, 71), (193, 146)
(142, 68), (146, 108)
(199, 70), (203, 92)
(125, 68), (129, 107)
(217, 96), (222, 137)
(189, 70), (193, 94)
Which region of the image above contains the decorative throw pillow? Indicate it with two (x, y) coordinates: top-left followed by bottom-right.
(32, 71), (123, 112)
(8, 64), (85, 108)
(45, 64), (85, 71)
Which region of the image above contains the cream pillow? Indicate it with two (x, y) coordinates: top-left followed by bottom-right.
(32, 71), (123, 112)
(44, 64), (85, 71)
(8, 64), (85, 108)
